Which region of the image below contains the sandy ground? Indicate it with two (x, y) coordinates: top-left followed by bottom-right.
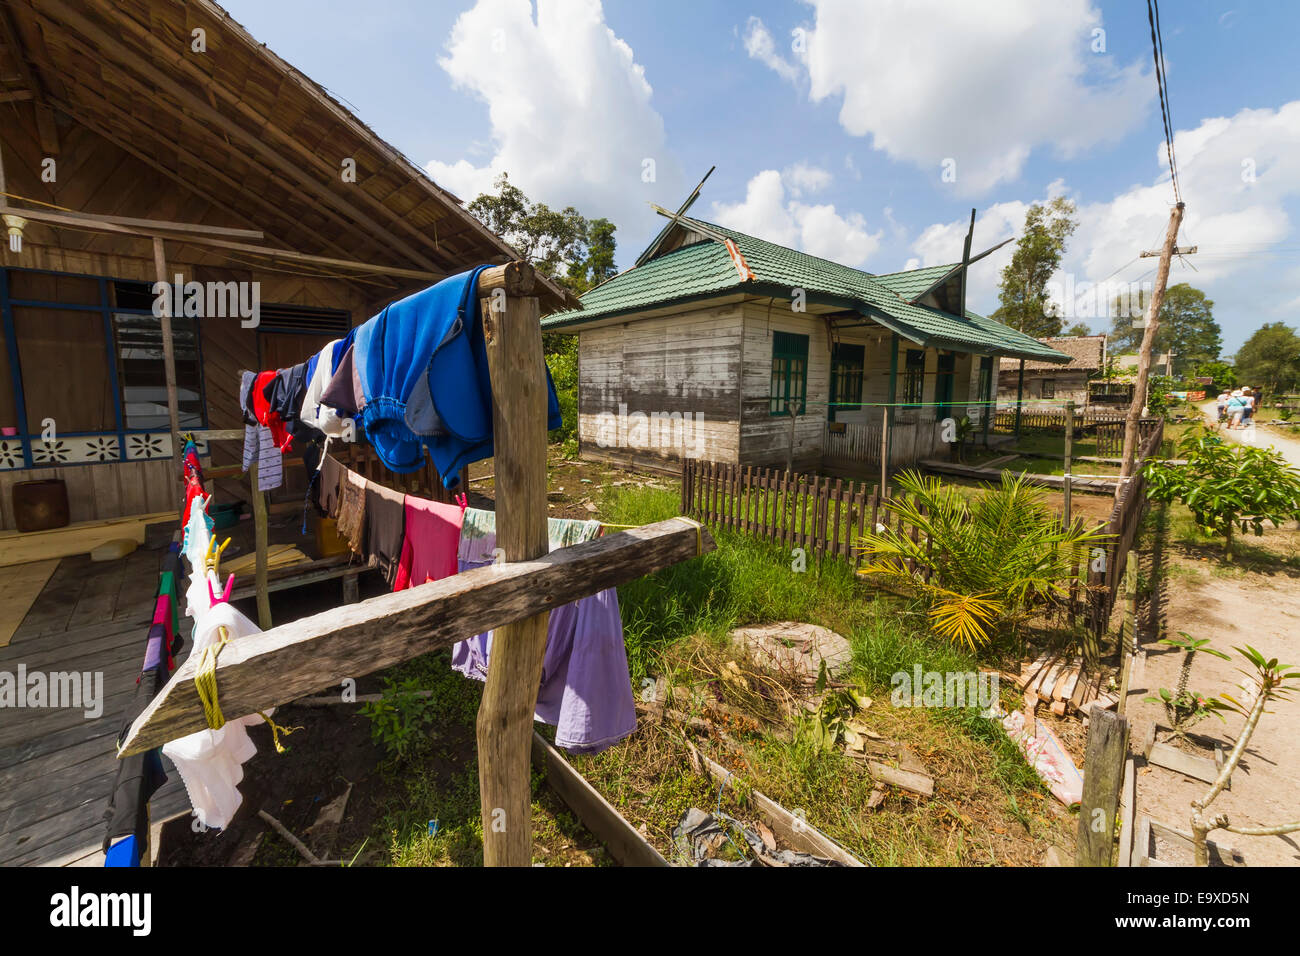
(1127, 568), (1300, 865)
(1125, 408), (1300, 865)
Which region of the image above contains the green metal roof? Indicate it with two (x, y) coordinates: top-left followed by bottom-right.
(870, 262), (958, 301)
(542, 217), (1069, 363)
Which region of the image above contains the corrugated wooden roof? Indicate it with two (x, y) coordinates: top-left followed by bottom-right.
(544, 217), (1069, 363)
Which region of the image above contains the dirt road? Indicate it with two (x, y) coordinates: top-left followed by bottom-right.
(1200, 400), (1300, 466)
(1126, 404), (1300, 865)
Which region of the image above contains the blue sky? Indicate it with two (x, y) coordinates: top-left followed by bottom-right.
(220, 0), (1300, 355)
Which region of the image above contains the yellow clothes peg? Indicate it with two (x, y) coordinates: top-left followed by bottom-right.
(204, 535), (232, 577)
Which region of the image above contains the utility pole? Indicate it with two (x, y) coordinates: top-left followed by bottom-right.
(1063, 400), (1074, 529)
(1116, 202), (1184, 497)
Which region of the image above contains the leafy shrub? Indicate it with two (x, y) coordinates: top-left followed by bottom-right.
(360, 676), (437, 760)
(1143, 427), (1300, 559)
(856, 470), (1109, 651)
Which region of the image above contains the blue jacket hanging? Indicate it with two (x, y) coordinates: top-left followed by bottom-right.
(357, 265), (561, 483)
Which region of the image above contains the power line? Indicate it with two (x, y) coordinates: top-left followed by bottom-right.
(1147, 0), (1182, 203)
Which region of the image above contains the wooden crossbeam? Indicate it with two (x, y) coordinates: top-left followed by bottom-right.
(118, 517), (712, 756)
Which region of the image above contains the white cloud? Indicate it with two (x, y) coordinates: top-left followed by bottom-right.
(911, 101), (1300, 348)
(749, 0), (1154, 194)
(742, 17), (800, 84)
(910, 199), (1030, 307)
(710, 169), (881, 267)
(783, 162), (832, 197)
(424, 0), (677, 242)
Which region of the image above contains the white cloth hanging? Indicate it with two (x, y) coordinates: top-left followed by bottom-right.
(168, 503), (272, 831)
(299, 339), (349, 440)
(162, 600), (270, 831)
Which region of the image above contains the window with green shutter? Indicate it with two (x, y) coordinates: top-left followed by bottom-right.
(769, 331), (809, 416)
(902, 349), (925, 407)
(829, 342), (864, 422)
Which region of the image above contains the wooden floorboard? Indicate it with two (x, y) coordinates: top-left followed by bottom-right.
(0, 548), (192, 866)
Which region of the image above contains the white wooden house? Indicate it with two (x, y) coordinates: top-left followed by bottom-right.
(542, 215), (1069, 474)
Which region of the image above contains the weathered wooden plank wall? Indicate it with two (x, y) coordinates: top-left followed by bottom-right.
(577, 304), (743, 464)
(0, 457), (177, 530)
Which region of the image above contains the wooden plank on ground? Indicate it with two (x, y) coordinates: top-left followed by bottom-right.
(530, 732), (668, 867)
(695, 748), (866, 866)
(0, 559), (59, 647)
(1148, 741), (1225, 787)
(869, 761), (935, 797)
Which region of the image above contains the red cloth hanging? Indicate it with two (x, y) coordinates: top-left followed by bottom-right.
(252, 370), (293, 453)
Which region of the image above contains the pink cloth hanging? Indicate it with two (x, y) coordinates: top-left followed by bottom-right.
(392, 496), (466, 591)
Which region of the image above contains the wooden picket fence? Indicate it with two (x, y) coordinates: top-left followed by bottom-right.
(1083, 420), (1165, 635)
(681, 418), (1164, 638)
(992, 406), (1128, 434)
(679, 458), (898, 568)
(1094, 418), (1162, 458)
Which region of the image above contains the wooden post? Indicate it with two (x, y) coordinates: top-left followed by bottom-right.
(1076, 708), (1129, 866)
(249, 459), (272, 631)
(1063, 400), (1074, 528)
(1117, 203), (1184, 497)
(886, 332), (899, 431)
(151, 237), (182, 455)
(1116, 549), (1139, 713)
(982, 357), (993, 449)
(879, 405), (889, 497)
(476, 264), (550, 867)
(1013, 359), (1025, 438)
(786, 405), (796, 474)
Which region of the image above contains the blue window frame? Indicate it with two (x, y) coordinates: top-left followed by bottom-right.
(0, 267), (208, 468)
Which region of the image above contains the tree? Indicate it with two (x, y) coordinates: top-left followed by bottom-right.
(1235, 322), (1300, 394)
(991, 197), (1078, 338)
(467, 174), (619, 449)
(1143, 427), (1300, 560)
(1106, 283), (1221, 376)
(1189, 644), (1299, 866)
(467, 173), (617, 295)
(1192, 359), (1237, 391)
(1062, 321), (1091, 336)
(566, 217), (617, 294)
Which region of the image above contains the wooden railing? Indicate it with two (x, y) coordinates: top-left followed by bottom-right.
(822, 410), (942, 470)
(335, 444), (464, 504)
(1094, 419), (1162, 458)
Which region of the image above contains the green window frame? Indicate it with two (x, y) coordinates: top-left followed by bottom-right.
(902, 349), (925, 407)
(829, 342), (864, 422)
(769, 331), (809, 416)
(977, 356), (993, 404)
(934, 352), (956, 420)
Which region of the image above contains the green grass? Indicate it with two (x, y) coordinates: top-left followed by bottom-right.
(343, 481), (1075, 867)
(580, 483), (1068, 864)
(601, 484), (878, 685)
